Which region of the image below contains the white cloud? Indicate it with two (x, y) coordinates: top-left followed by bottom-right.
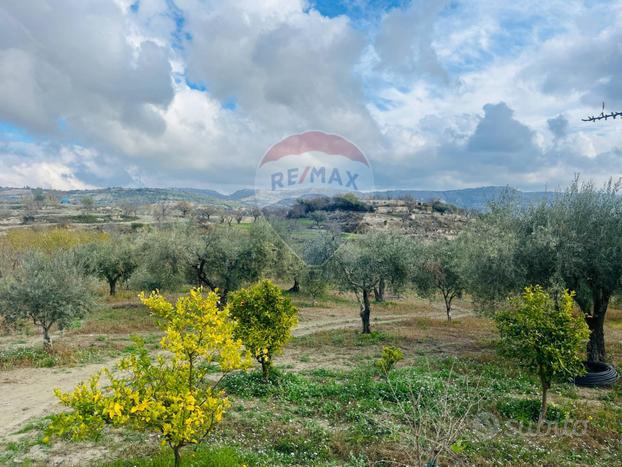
(0, 142), (94, 190)
(0, 0), (620, 191)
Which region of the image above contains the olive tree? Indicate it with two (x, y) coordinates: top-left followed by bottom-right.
(0, 250), (96, 349)
(461, 199), (525, 313)
(496, 286), (589, 426)
(309, 210), (328, 227)
(271, 237), (303, 292)
(132, 227), (193, 292)
(413, 238), (466, 322)
(80, 196), (95, 213)
(466, 179), (622, 362)
(82, 237), (138, 295)
(332, 232), (412, 333)
(299, 233), (339, 303)
(190, 221), (276, 303)
(551, 179), (622, 363)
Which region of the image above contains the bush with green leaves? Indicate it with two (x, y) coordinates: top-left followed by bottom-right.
(0, 250), (96, 349)
(228, 280), (298, 380)
(497, 398), (568, 425)
(495, 286), (589, 426)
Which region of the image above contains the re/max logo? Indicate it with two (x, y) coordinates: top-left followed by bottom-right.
(270, 166), (359, 191)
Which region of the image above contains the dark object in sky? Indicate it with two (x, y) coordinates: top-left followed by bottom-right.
(582, 102), (622, 122)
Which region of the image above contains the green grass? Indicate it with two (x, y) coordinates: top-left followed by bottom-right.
(73, 306), (157, 334)
(66, 214), (104, 223)
(497, 398), (568, 425)
(292, 330), (393, 349)
(3, 318), (621, 466)
(0, 344), (112, 370)
(5, 355), (621, 466)
(103, 445), (245, 467)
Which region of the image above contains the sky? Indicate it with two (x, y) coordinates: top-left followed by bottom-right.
(0, 0), (621, 192)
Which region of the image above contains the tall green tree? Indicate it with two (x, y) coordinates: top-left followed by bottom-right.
(132, 227), (193, 292)
(461, 196), (525, 313)
(551, 179), (622, 363)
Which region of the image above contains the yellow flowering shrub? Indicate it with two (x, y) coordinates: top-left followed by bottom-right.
(48, 289), (251, 466)
(375, 345), (404, 374)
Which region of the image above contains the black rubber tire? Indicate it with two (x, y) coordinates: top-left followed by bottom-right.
(574, 362), (620, 387)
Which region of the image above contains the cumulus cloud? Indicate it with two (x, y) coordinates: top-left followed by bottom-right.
(0, 0), (620, 191)
(547, 115), (569, 139)
(373, 0), (448, 84)
(182, 0), (380, 145)
(467, 103), (536, 155)
(0, 0), (173, 137)
(0, 142), (95, 190)
(523, 7), (622, 107)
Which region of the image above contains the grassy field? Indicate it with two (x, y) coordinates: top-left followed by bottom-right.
(0, 291), (620, 466)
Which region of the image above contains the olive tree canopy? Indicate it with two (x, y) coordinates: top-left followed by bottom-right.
(0, 250), (96, 349)
(413, 238), (466, 322)
(465, 178), (622, 363)
(332, 232), (412, 333)
(81, 237), (138, 295)
(190, 221), (276, 303)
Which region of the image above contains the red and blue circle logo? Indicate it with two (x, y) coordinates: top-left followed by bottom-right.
(255, 131), (374, 207)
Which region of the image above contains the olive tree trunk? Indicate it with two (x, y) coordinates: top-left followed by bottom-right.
(586, 291), (609, 363)
(289, 277), (300, 293)
(443, 290), (455, 323)
(108, 278), (117, 296)
(42, 325), (53, 352)
(361, 289), (371, 334)
(538, 380), (549, 428)
(374, 278), (385, 302)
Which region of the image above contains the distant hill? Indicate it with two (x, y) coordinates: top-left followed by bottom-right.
(227, 188), (256, 201)
(0, 185), (555, 211)
(369, 186), (555, 211)
(0, 186), (240, 207)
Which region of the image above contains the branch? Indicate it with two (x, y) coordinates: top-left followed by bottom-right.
(582, 111), (622, 122)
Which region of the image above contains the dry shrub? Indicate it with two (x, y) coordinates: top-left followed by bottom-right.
(380, 363), (484, 466)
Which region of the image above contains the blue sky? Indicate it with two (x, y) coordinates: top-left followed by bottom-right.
(0, 0), (620, 191)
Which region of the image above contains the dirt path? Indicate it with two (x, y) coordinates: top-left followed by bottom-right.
(0, 361), (115, 439)
(0, 306), (471, 440)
